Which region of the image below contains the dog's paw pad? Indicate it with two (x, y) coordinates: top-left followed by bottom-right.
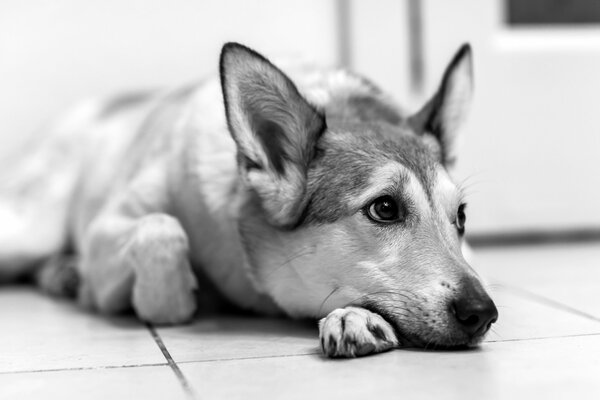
(319, 307), (398, 358)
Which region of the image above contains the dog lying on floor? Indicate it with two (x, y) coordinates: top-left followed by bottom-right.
(0, 42), (497, 357)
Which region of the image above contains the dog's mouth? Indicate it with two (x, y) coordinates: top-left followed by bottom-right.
(362, 302), (492, 350)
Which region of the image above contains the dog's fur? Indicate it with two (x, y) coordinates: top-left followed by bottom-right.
(0, 43), (497, 357)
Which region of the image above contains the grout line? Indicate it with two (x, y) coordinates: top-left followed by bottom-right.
(6, 329), (591, 376)
(154, 331), (600, 366)
(146, 323), (198, 400)
(0, 362), (168, 376)
(176, 351), (322, 365)
(485, 332), (600, 344)
(497, 283), (600, 323)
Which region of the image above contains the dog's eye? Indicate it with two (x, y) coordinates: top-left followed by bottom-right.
(455, 203), (467, 235)
(367, 196), (403, 223)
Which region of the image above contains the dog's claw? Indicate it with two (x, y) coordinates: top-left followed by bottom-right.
(319, 307), (398, 358)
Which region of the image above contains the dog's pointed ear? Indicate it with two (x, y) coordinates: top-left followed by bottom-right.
(409, 43), (473, 166)
(220, 43), (326, 227)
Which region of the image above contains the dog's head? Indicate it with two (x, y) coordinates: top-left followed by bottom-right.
(220, 43), (497, 348)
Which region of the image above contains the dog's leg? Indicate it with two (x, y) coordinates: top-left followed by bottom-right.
(319, 307), (399, 358)
(35, 254), (79, 298)
(80, 212), (198, 324)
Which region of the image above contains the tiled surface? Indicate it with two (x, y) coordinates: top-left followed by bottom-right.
(482, 285), (600, 342)
(0, 366), (189, 400)
(0, 288), (166, 373)
(2, 243), (600, 399)
(156, 317), (319, 363)
(475, 243), (600, 319)
(180, 335), (600, 400)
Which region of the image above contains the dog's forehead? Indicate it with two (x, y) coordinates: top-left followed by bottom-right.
(323, 121), (439, 189)
(303, 123), (444, 224)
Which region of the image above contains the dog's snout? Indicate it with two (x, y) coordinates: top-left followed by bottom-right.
(451, 282), (498, 337)
(452, 296), (498, 336)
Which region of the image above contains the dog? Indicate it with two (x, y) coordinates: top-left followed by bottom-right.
(0, 42), (497, 358)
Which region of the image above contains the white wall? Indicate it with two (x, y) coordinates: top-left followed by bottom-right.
(0, 0), (339, 151)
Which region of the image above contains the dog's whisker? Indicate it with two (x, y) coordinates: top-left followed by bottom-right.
(424, 337), (434, 350)
(262, 245), (317, 279)
(318, 286), (340, 316)
(457, 172), (488, 187)
(489, 327), (502, 339)
(344, 289), (417, 308)
(485, 283), (503, 288)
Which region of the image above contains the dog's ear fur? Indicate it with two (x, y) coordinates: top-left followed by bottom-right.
(220, 43), (326, 227)
(410, 43), (473, 166)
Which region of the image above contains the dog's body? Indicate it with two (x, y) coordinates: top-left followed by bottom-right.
(0, 43), (497, 357)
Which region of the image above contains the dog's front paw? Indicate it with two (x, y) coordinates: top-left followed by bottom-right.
(319, 307), (398, 358)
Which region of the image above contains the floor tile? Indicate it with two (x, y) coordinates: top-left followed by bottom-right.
(179, 334), (600, 400)
(156, 283), (600, 364)
(156, 317), (319, 363)
(0, 287), (165, 373)
(1, 243), (598, 400)
(0, 365), (189, 400)
(474, 243), (600, 319)
(483, 285), (600, 342)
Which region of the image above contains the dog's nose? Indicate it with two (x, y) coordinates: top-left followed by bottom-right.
(452, 289), (498, 337)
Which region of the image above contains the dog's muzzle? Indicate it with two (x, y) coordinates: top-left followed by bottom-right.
(450, 278), (498, 340)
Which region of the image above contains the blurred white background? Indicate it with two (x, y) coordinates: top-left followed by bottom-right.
(1, 0), (599, 237)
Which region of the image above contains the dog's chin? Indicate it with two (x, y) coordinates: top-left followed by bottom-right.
(365, 305), (489, 351)
(400, 325), (490, 350)
(360, 301), (492, 350)
(392, 325), (488, 350)
(414, 334), (487, 350)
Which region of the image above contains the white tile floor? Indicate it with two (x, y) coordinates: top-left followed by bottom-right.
(1, 243), (599, 400)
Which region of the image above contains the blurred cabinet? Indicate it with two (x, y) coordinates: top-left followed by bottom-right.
(350, 0), (600, 234)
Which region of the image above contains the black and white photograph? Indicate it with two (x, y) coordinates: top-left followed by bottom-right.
(1, 1), (599, 399)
